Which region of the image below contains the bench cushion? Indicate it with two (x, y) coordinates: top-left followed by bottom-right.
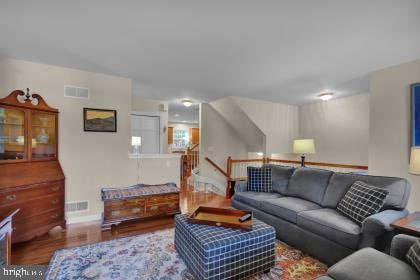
(234, 191), (282, 209)
(101, 182), (179, 200)
(297, 208), (361, 250)
(261, 197), (321, 224)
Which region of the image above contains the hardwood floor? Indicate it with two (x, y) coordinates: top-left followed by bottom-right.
(12, 184), (230, 265)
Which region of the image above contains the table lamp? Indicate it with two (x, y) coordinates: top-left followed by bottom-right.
(293, 139), (315, 167)
(131, 136), (142, 184)
(409, 147), (420, 175)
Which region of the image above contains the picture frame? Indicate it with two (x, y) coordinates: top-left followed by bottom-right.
(411, 83), (420, 146)
(83, 108), (117, 132)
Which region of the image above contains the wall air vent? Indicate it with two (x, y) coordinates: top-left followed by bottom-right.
(65, 200), (89, 213)
(64, 85), (90, 100)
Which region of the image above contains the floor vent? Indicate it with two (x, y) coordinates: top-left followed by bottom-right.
(65, 200), (89, 213)
(64, 85), (90, 99)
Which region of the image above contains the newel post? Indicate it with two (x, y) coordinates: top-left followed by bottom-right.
(226, 156), (232, 199)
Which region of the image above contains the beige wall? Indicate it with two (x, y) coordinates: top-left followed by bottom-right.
(200, 103), (248, 188)
(370, 59), (420, 211)
(299, 94), (370, 165)
(0, 58), (180, 222)
(131, 95), (169, 153)
(232, 96), (299, 155)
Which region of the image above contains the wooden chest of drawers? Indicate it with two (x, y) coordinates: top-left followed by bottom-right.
(102, 184), (180, 229)
(0, 161), (65, 244)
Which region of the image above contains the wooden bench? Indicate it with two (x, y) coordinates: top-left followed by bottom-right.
(101, 183), (180, 230)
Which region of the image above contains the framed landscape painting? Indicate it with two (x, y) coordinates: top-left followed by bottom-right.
(83, 108), (117, 132)
(412, 83), (420, 146)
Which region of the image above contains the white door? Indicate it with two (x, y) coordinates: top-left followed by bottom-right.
(131, 114), (160, 154)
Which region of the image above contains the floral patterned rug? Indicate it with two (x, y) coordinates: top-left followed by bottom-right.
(46, 228), (327, 280)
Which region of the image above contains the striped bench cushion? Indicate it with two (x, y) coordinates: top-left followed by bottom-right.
(101, 183), (179, 201)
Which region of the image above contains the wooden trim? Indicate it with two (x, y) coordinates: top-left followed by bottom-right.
(230, 159), (265, 163)
(268, 158), (368, 170)
(205, 157), (229, 178)
(0, 90), (58, 113)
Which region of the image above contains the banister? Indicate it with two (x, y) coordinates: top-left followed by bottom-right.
(205, 157), (229, 178)
(267, 158), (368, 170)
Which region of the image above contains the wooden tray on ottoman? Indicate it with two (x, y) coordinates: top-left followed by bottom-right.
(188, 206), (252, 231)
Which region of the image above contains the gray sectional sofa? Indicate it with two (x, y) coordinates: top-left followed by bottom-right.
(231, 166), (411, 265)
(318, 234), (420, 280)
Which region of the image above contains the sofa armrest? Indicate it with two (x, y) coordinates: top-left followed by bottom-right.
(360, 209), (409, 248)
(391, 234), (419, 262)
(234, 181), (247, 193)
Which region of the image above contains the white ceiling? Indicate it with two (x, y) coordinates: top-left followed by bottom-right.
(1, 0), (420, 105)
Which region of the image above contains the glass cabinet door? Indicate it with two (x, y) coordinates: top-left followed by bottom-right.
(31, 112), (57, 159)
(0, 107), (26, 160)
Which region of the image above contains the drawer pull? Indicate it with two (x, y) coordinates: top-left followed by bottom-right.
(131, 207), (141, 214)
(6, 194), (17, 201)
(51, 186), (60, 192)
(13, 226), (16, 231)
(111, 210), (120, 217)
(51, 199), (59, 205)
(51, 213), (59, 219)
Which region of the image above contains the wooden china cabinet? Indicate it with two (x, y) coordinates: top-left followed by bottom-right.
(0, 89), (65, 244)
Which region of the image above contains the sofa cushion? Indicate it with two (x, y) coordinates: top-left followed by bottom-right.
(322, 173), (411, 210)
(407, 239), (420, 273)
(261, 197), (321, 224)
(297, 208), (361, 250)
(247, 167), (273, 192)
(233, 191), (282, 209)
(286, 167), (333, 204)
(328, 248), (420, 280)
(262, 164), (295, 195)
(336, 181), (388, 226)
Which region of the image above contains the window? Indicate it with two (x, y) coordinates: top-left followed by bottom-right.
(131, 114), (160, 154)
(172, 129), (189, 148)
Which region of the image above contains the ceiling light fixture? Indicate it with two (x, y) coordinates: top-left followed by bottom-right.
(174, 114), (180, 117)
(182, 99), (193, 107)
(319, 92), (334, 101)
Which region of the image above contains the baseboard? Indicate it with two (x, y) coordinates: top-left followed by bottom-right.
(66, 214), (102, 224)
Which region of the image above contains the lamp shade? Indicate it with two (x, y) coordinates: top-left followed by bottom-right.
(131, 136), (141, 146)
(409, 147), (420, 175)
(293, 139), (315, 154)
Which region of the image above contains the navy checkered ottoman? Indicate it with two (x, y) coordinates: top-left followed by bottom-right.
(175, 214), (275, 280)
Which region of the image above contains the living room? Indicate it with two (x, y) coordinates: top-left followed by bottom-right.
(1, 1), (420, 280)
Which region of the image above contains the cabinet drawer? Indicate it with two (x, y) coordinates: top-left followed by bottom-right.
(145, 202), (179, 215)
(0, 193), (63, 220)
(13, 209), (64, 240)
(0, 182), (63, 205)
(105, 198), (145, 208)
(104, 205), (145, 220)
(145, 194), (179, 204)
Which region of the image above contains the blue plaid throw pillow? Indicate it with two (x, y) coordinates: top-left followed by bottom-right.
(336, 181), (388, 225)
(247, 167), (273, 192)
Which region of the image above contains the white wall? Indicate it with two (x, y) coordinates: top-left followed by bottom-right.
(232, 96), (299, 155)
(131, 95), (169, 153)
(0, 58), (180, 222)
(299, 94), (370, 164)
(200, 103), (248, 187)
(210, 97), (265, 153)
(369, 59), (420, 211)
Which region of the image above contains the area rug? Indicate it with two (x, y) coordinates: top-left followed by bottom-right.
(46, 229), (327, 280)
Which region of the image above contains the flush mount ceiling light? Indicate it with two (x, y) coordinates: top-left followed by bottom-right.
(182, 99), (193, 107)
(174, 113), (180, 117)
(319, 92), (334, 101)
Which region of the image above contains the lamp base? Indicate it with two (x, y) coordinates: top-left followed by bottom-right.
(300, 155), (306, 167)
